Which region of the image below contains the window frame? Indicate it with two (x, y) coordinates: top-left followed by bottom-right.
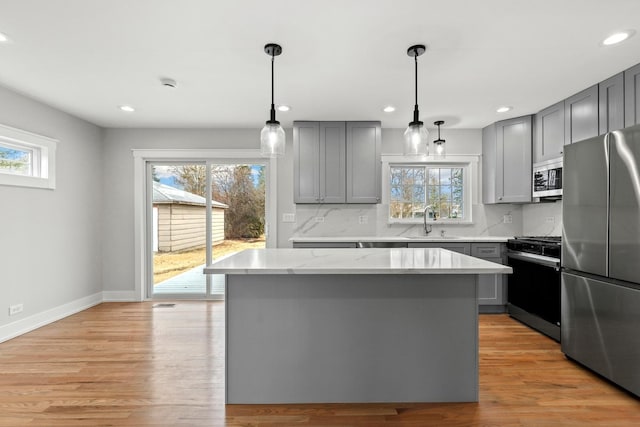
(382, 154), (477, 225)
(0, 124), (57, 189)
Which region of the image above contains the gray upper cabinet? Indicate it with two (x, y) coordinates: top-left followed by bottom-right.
(293, 121), (381, 204)
(534, 100), (565, 163)
(625, 63), (640, 128)
(565, 85), (599, 144)
(482, 115), (532, 204)
(293, 121), (345, 203)
(599, 72), (625, 135)
(346, 122), (381, 203)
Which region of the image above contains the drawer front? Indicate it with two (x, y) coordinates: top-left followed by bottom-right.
(408, 242), (471, 255)
(471, 243), (502, 259)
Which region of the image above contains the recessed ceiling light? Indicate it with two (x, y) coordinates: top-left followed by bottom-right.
(119, 105), (136, 113)
(383, 105), (396, 113)
(602, 30), (635, 46)
(277, 105), (291, 112)
(0, 32), (11, 43)
(496, 106), (512, 113)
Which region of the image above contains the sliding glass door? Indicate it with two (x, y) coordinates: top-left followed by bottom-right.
(146, 160), (267, 300)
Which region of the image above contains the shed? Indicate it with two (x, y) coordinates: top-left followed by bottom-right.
(152, 181), (228, 252)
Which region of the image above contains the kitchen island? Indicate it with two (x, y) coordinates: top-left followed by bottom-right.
(204, 247), (512, 404)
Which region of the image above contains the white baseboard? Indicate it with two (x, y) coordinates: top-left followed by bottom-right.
(0, 292), (103, 344)
(102, 290), (139, 302)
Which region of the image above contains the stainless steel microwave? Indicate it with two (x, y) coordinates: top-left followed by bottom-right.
(533, 158), (562, 198)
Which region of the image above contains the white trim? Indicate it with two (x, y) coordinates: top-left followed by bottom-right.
(0, 123), (57, 189)
(133, 149), (278, 301)
(0, 293), (102, 344)
(382, 154), (478, 225)
(102, 291), (138, 302)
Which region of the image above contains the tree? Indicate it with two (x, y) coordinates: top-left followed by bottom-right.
(0, 148), (29, 174)
(173, 165), (207, 196)
(210, 165), (265, 239)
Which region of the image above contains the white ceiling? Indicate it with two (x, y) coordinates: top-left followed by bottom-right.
(1, 0), (640, 130)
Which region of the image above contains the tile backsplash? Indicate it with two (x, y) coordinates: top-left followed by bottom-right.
(291, 203), (524, 239)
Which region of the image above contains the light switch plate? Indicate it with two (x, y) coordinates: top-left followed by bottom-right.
(314, 217), (324, 223)
(282, 213), (296, 223)
(503, 214), (513, 224)
(358, 215), (368, 224)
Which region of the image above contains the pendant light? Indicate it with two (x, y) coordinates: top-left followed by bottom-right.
(260, 43), (286, 158)
(433, 120), (446, 158)
(404, 44), (429, 156)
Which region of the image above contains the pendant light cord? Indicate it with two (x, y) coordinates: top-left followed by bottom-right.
(414, 52), (418, 108)
(269, 52), (276, 122)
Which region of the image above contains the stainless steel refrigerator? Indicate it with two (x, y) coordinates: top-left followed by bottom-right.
(562, 124), (640, 397)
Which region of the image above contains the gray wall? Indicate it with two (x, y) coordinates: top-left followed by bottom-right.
(101, 128), (276, 292)
(0, 84), (103, 329)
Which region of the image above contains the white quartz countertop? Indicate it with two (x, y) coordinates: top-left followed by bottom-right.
(290, 236), (510, 243)
(204, 248), (513, 275)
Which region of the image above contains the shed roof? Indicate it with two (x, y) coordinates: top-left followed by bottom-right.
(153, 181), (228, 208)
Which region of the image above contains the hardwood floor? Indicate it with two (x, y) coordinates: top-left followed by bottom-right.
(0, 302), (638, 426)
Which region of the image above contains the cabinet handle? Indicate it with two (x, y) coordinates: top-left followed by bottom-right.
(498, 197), (503, 201)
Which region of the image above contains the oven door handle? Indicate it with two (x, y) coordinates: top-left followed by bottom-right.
(507, 251), (560, 269)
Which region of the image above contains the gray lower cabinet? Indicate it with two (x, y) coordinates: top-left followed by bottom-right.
(407, 242), (471, 255)
(482, 115), (532, 204)
(408, 242), (506, 311)
(471, 243), (506, 312)
(625, 63), (640, 128)
(534, 101), (565, 163)
(565, 85), (599, 144)
(599, 72), (625, 134)
(293, 121), (381, 204)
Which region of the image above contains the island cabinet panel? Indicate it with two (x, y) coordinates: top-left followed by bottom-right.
(625, 63), (640, 128)
(565, 85), (599, 144)
(599, 72), (625, 135)
(225, 274), (478, 403)
(293, 121), (381, 204)
(346, 122), (381, 203)
(534, 100), (565, 163)
(482, 116), (532, 204)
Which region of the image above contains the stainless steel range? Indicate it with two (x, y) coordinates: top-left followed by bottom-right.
(506, 236), (561, 341)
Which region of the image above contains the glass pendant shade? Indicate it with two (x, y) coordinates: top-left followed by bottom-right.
(260, 122), (286, 158)
(403, 123), (429, 156)
(434, 141), (446, 158)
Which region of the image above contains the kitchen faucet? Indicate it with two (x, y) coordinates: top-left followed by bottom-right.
(423, 205), (434, 235)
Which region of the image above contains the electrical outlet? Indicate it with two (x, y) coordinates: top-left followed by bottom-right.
(314, 216), (324, 223)
(9, 303), (23, 316)
(358, 215), (368, 224)
(545, 216), (555, 224)
(282, 213), (296, 223)
(503, 214), (513, 224)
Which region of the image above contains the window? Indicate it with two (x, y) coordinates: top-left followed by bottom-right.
(385, 157), (474, 224)
(0, 124), (57, 189)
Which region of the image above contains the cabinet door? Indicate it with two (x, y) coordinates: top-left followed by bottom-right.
(319, 122), (346, 203)
(293, 122), (320, 203)
(481, 124), (497, 204)
(534, 101), (565, 163)
(565, 85), (599, 144)
(599, 72), (624, 134)
(496, 116), (532, 203)
(477, 260), (504, 306)
(408, 242), (471, 255)
(625, 63), (640, 128)
(346, 122), (381, 203)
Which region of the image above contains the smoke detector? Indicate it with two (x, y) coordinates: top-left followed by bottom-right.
(160, 78), (177, 89)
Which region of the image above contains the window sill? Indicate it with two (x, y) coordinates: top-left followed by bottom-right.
(0, 173), (55, 189)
